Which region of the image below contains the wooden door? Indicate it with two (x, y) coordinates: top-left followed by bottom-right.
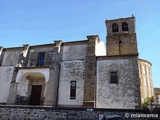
(30, 85), (42, 105)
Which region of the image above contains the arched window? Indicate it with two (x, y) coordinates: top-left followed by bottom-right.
(122, 22), (128, 31)
(112, 23), (118, 32)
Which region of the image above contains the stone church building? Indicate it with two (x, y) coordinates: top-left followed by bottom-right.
(0, 16), (142, 109)
(138, 59), (154, 104)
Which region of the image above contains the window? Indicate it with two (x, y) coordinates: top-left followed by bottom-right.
(37, 53), (45, 66)
(122, 22), (128, 31)
(110, 72), (118, 84)
(112, 23), (119, 32)
(70, 81), (76, 99)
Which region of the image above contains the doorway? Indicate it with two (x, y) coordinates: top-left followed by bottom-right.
(30, 85), (42, 105)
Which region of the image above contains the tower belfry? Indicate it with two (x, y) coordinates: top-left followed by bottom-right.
(105, 16), (138, 56)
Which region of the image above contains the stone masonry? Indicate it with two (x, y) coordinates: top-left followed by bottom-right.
(0, 106), (159, 120)
(0, 16), (142, 109)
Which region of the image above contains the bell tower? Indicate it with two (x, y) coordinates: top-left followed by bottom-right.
(105, 15), (138, 56)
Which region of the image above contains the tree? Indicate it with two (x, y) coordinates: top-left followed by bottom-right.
(144, 96), (154, 105)
(142, 96), (154, 110)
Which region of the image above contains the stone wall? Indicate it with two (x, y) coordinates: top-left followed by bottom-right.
(105, 16), (135, 36)
(138, 59), (154, 104)
(83, 36), (99, 108)
(10, 68), (49, 105)
(2, 48), (23, 66)
(58, 60), (85, 106)
(105, 16), (138, 56)
(107, 33), (138, 56)
(58, 42), (87, 107)
(0, 66), (14, 103)
(0, 106), (158, 120)
(62, 43), (87, 60)
(0, 47), (4, 66)
(96, 55), (141, 109)
(28, 45), (55, 67)
(154, 88), (160, 103)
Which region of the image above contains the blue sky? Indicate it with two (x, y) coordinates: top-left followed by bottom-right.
(0, 0), (160, 87)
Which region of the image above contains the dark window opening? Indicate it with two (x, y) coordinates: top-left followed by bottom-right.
(110, 72), (118, 84)
(70, 81), (76, 99)
(37, 53), (45, 66)
(122, 22), (128, 31)
(112, 23), (119, 32)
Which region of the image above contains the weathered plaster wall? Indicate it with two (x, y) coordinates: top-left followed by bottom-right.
(96, 41), (106, 56)
(2, 49), (23, 66)
(17, 77), (29, 97)
(43, 41), (62, 106)
(62, 44), (87, 60)
(30, 45), (55, 52)
(58, 43), (86, 106)
(0, 66), (14, 103)
(28, 45), (55, 67)
(17, 75), (45, 97)
(44, 67), (60, 106)
(16, 68), (49, 83)
(15, 68), (49, 105)
(96, 56), (140, 109)
(58, 60), (85, 106)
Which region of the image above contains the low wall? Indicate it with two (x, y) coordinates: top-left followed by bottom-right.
(0, 105), (159, 120)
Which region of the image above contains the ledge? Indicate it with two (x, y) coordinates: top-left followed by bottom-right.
(16, 66), (51, 69)
(0, 105), (147, 112)
(97, 54), (139, 60)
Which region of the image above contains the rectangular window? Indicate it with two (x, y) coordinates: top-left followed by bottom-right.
(70, 81), (76, 99)
(110, 72), (118, 84)
(37, 53), (45, 66)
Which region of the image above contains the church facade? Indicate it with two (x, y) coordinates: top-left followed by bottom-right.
(0, 16), (141, 109)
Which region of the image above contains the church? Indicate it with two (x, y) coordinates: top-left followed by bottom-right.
(0, 16), (142, 109)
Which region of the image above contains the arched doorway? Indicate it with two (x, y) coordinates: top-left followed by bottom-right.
(16, 72), (46, 105)
(26, 73), (45, 105)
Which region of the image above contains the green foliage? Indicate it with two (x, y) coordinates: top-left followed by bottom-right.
(142, 102), (149, 110)
(144, 97), (154, 105)
(142, 97), (154, 110)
